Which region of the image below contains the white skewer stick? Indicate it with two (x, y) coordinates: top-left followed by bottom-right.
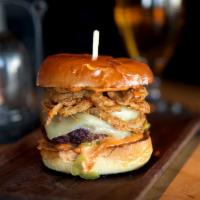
(92, 30), (100, 60)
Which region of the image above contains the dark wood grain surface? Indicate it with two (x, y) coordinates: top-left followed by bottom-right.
(0, 114), (200, 200)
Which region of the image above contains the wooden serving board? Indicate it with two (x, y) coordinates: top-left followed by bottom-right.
(0, 114), (200, 200)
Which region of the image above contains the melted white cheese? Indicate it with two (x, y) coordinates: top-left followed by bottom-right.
(45, 107), (139, 140)
(111, 106), (138, 121)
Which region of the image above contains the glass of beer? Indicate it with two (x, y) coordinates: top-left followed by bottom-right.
(114, 0), (185, 112)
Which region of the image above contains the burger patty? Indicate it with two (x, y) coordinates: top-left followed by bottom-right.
(43, 128), (107, 145)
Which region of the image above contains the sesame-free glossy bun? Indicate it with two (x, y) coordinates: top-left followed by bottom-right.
(39, 133), (153, 179)
(37, 54), (153, 92)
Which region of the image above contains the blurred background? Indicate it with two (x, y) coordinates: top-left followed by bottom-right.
(42, 0), (200, 85)
(0, 0), (199, 142)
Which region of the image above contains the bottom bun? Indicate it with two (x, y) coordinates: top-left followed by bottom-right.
(39, 134), (153, 179)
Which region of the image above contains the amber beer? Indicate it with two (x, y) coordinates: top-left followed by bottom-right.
(114, 4), (183, 75)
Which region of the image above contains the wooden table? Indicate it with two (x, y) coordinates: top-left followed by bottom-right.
(161, 137), (200, 200)
(0, 80), (199, 200)
(161, 80), (200, 113)
(146, 80), (200, 200)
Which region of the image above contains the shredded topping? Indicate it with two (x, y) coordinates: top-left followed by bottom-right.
(42, 87), (150, 134)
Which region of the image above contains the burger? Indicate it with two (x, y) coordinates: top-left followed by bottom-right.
(37, 54), (154, 179)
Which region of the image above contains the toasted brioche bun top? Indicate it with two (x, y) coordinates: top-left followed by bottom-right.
(37, 54), (153, 92)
